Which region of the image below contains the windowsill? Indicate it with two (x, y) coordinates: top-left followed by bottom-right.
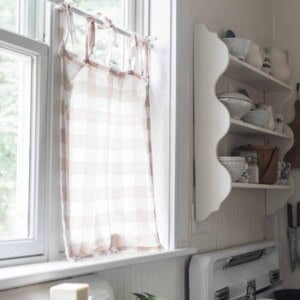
(0, 248), (197, 291)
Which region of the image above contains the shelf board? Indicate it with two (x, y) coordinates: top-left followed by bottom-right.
(230, 118), (292, 139)
(225, 55), (293, 92)
(232, 182), (292, 190)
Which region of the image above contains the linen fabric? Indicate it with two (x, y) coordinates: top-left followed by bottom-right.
(58, 6), (161, 259)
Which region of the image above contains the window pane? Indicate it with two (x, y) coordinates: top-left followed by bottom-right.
(0, 48), (32, 241)
(74, 0), (125, 26)
(0, 0), (18, 33)
(69, 0), (126, 69)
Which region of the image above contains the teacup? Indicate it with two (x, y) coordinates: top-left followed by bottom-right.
(277, 162), (291, 185)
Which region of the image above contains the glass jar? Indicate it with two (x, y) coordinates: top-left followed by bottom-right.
(245, 154), (259, 184)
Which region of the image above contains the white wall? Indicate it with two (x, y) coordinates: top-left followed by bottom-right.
(272, 0), (300, 288)
(191, 0), (273, 47)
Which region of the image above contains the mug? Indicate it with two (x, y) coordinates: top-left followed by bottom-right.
(277, 162), (291, 185)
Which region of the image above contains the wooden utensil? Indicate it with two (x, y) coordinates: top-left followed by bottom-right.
(286, 83), (300, 168)
(288, 203), (294, 228)
(297, 202), (300, 227)
(287, 203), (297, 272)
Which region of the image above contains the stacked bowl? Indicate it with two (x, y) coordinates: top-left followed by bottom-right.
(219, 156), (247, 182)
(242, 110), (271, 129)
(222, 38), (251, 60)
(218, 92), (253, 120)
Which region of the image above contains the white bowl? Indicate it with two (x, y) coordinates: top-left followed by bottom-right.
(219, 97), (252, 119)
(222, 164), (245, 182)
(242, 110), (271, 128)
(222, 38), (252, 60)
(219, 157), (246, 182)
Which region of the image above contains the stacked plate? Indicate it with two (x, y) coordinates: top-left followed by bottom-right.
(219, 156), (247, 182)
(242, 110), (271, 128)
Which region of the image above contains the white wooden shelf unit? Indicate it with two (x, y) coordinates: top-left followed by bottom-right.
(194, 24), (294, 222)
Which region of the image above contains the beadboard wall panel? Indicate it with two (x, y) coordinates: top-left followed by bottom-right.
(100, 257), (187, 300)
(191, 189), (266, 252)
(0, 257), (188, 300)
(175, 0), (274, 251)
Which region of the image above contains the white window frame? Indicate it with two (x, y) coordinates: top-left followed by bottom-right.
(126, 0), (149, 34)
(18, 0), (46, 41)
(0, 0), (175, 269)
(0, 28), (48, 265)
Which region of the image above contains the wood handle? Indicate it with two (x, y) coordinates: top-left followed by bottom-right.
(297, 202), (300, 227)
(288, 203), (293, 228)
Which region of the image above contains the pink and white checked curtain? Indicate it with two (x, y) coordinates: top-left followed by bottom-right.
(58, 6), (161, 260)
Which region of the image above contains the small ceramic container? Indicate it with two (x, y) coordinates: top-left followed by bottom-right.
(245, 42), (263, 69)
(275, 113), (284, 132)
(262, 51), (272, 74)
(265, 47), (291, 83)
(257, 104), (275, 130)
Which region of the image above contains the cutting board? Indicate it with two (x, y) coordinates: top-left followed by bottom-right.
(286, 100), (300, 168)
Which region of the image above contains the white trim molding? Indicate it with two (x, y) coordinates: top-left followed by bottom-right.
(0, 28), (48, 263)
(0, 248), (197, 291)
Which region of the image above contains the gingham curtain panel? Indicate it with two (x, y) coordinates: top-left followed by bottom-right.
(58, 5), (161, 260)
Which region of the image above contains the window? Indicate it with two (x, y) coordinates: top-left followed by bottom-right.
(0, 0), (17, 33)
(0, 29), (48, 261)
(0, 0), (45, 41)
(64, 0), (146, 70)
(0, 48), (32, 242)
(0, 0), (152, 264)
(68, 0), (127, 68)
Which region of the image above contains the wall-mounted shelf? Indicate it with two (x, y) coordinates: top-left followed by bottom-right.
(194, 24), (294, 222)
(230, 119), (293, 139)
(232, 182), (292, 190)
(226, 55), (293, 92)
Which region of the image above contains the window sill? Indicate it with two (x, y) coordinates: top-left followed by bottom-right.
(0, 248), (197, 291)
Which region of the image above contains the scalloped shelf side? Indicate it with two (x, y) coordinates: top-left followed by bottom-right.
(194, 24), (231, 221)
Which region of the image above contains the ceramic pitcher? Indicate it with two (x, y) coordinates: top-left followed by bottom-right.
(265, 47), (290, 83)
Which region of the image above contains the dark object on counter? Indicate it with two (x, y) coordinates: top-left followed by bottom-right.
(233, 145), (279, 184)
(287, 203), (297, 272)
(274, 289), (300, 300)
(288, 203), (294, 228)
(225, 29), (236, 38)
(286, 83), (300, 168)
(297, 202), (300, 227)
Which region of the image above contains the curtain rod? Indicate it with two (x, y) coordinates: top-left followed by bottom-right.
(47, 0), (156, 44)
